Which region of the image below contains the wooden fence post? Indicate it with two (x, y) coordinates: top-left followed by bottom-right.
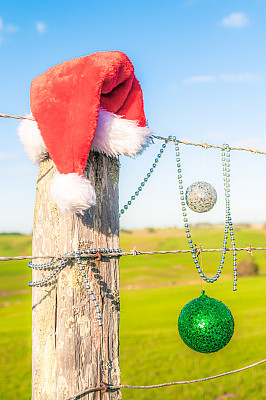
(32, 152), (121, 400)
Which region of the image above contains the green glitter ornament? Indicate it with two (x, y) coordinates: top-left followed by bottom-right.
(178, 291), (234, 353)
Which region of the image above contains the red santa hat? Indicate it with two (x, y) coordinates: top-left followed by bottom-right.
(18, 51), (152, 214)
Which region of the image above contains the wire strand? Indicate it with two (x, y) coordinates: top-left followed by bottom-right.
(65, 358), (266, 399)
(0, 113), (34, 121)
(152, 134), (266, 155)
(0, 246), (265, 262)
(201, 146), (207, 181)
(2, 112), (265, 397)
(1, 112), (266, 155)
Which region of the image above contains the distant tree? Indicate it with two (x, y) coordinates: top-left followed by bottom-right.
(120, 228), (132, 234)
(238, 259), (259, 277)
(0, 232), (22, 236)
(147, 227), (156, 233)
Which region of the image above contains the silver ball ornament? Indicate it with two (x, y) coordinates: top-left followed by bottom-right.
(185, 181), (217, 213)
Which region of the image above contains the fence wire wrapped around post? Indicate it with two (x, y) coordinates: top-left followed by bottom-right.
(30, 154), (121, 400)
(64, 358), (266, 399)
(1, 246), (266, 262)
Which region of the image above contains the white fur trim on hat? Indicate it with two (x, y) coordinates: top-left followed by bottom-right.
(50, 173), (96, 215)
(18, 109), (151, 164)
(17, 114), (48, 164)
(91, 108), (152, 157)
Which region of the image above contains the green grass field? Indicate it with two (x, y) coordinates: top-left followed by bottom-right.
(0, 228), (266, 399)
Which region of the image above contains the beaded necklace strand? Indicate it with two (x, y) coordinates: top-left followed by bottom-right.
(173, 137), (237, 291)
(29, 248), (122, 326)
(118, 136), (237, 290)
(119, 142), (166, 217)
(27, 143), (169, 327)
(28, 136), (238, 328)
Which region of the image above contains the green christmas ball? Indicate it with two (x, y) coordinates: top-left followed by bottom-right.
(178, 291), (234, 353)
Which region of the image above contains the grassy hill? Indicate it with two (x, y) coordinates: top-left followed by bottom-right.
(0, 227), (266, 399)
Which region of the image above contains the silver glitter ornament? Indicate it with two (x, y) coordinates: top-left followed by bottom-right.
(185, 181), (217, 213)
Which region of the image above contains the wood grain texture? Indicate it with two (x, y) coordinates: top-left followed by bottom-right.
(32, 152), (121, 400)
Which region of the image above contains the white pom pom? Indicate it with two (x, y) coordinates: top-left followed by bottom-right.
(17, 115), (48, 164)
(50, 173), (96, 214)
(91, 108), (152, 157)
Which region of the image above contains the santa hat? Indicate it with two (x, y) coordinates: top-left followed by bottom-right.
(18, 51), (152, 214)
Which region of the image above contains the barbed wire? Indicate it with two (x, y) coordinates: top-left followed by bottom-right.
(0, 111), (261, 263)
(0, 112), (34, 121)
(2, 112), (265, 395)
(65, 358), (266, 399)
(1, 112), (266, 155)
(152, 134), (266, 155)
(0, 245), (262, 262)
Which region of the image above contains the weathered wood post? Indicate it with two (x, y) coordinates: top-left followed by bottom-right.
(32, 152), (121, 399)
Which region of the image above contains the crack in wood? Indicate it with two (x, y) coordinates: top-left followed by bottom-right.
(32, 154), (121, 399)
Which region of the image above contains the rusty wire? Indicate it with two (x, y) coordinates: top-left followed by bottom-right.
(1, 111), (266, 396)
(1, 112), (266, 155)
(0, 245), (265, 262)
(65, 358), (266, 399)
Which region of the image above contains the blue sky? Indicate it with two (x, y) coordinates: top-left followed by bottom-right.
(0, 0), (265, 233)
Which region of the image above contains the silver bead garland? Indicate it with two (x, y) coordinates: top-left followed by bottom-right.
(120, 136), (237, 290)
(174, 138), (237, 290)
(119, 142), (166, 217)
(28, 248), (122, 326)
(29, 135), (238, 329)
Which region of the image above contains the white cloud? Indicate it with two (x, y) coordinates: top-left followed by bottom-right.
(0, 152), (7, 161)
(36, 22), (47, 34)
(221, 73), (260, 82)
(230, 136), (266, 152)
(183, 73), (260, 85)
(0, 16), (18, 42)
(0, 152), (16, 161)
(5, 24), (18, 33)
(183, 75), (216, 84)
(221, 12), (248, 28)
